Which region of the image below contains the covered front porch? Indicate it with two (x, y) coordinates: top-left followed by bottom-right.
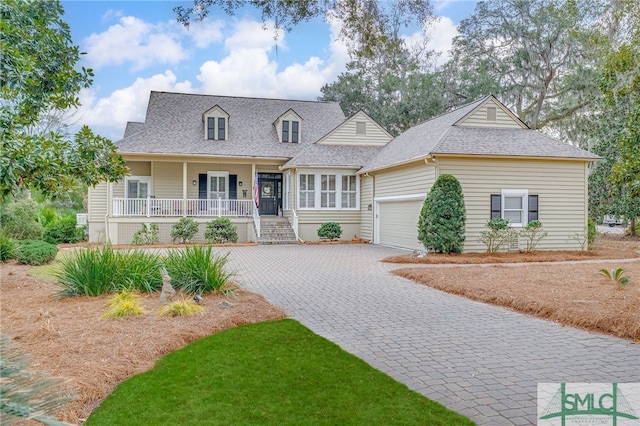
(88, 156), (298, 244)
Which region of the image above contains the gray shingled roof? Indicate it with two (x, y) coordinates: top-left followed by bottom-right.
(360, 98), (487, 172)
(115, 91), (346, 159)
(284, 143), (384, 168)
(124, 122), (145, 138)
(433, 127), (600, 159)
(361, 96), (598, 172)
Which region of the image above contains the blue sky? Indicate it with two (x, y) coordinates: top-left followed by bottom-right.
(61, 1), (478, 140)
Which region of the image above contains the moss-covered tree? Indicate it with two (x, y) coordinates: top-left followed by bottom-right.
(417, 174), (466, 253)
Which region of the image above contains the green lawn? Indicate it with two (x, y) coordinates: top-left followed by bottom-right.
(86, 319), (474, 425)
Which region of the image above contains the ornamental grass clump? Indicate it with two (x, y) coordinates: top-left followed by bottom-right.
(157, 297), (203, 317)
(164, 246), (234, 295)
(56, 246), (163, 297)
(597, 268), (631, 289)
(101, 289), (146, 318)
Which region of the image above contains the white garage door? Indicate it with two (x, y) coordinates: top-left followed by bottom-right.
(377, 200), (424, 250)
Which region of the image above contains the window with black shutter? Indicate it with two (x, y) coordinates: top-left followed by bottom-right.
(491, 194), (501, 219)
(490, 193), (539, 224)
(292, 121), (299, 143)
(218, 117), (225, 140)
(528, 195), (538, 222)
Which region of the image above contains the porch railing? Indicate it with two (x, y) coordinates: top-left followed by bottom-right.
(113, 198), (254, 217)
(252, 205), (260, 237)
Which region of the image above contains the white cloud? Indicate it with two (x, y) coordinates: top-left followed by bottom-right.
(84, 16), (188, 70)
(78, 71), (194, 138)
(197, 18), (349, 99)
(403, 16), (458, 67)
(181, 18), (225, 49)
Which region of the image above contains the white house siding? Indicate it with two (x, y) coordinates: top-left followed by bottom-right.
(360, 175), (374, 241)
(374, 163), (436, 198)
(297, 210), (361, 242)
(87, 183), (108, 242)
(457, 99), (524, 129)
(153, 162), (183, 198)
(127, 161), (151, 176)
(319, 112), (391, 146)
(437, 157), (589, 252)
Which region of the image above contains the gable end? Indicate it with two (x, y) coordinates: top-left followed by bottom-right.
(455, 96), (527, 129)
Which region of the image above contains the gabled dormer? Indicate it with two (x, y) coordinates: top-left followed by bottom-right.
(317, 110), (392, 146)
(454, 96), (528, 129)
(274, 109), (302, 143)
(203, 105), (230, 140)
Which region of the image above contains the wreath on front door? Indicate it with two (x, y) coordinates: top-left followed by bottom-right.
(261, 182), (273, 197)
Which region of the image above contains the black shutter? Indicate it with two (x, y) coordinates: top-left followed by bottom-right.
(528, 195), (539, 222)
(229, 174), (237, 199)
(198, 174), (207, 199)
(491, 194), (501, 219)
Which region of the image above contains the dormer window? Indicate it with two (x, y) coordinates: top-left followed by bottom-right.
(203, 105), (229, 140)
(275, 109), (302, 143)
(281, 120), (299, 143)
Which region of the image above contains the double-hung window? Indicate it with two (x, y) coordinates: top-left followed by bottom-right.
(298, 172), (358, 210)
(281, 120), (300, 143)
(206, 116), (227, 140)
(321, 174), (336, 208)
(341, 175), (357, 208)
(299, 174), (315, 208)
(491, 190), (538, 227)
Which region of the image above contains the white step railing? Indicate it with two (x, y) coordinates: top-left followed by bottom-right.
(113, 198), (253, 217)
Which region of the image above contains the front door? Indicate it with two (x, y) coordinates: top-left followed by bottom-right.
(258, 173), (282, 215)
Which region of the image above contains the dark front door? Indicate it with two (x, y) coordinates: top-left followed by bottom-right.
(258, 173), (282, 215)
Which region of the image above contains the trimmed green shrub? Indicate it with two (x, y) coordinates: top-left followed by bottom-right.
(587, 217), (597, 248)
(519, 220), (548, 253)
(170, 218), (199, 244)
(0, 234), (17, 262)
(164, 246), (234, 295)
(478, 217), (516, 253)
(0, 198), (43, 240)
(204, 218), (238, 243)
(317, 222), (342, 240)
(15, 240), (58, 265)
(132, 223), (160, 245)
(56, 246), (163, 297)
(417, 174), (466, 253)
(43, 215), (85, 244)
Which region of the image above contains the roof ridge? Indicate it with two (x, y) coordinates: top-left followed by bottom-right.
(150, 90), (338, 105)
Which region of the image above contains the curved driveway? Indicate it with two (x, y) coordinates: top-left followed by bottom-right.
(214, 244), (640, 425)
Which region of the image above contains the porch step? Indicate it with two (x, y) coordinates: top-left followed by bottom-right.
(257, 217), (298, 245)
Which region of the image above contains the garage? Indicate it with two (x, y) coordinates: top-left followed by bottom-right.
(376, 198), (425, 250)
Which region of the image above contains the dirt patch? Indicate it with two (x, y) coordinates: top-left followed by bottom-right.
(391, 237), (640, 341)
(0, 263), (286, 424)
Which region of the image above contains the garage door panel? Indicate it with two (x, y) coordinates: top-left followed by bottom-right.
(378, 200), (423, 250)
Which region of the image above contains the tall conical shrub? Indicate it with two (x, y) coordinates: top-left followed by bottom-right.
(417, 174), (466, 253)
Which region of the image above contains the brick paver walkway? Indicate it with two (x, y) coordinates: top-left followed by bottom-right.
(214, 244), (640, 425)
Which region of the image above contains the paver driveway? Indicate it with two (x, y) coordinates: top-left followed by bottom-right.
(214, 244), (640, 425)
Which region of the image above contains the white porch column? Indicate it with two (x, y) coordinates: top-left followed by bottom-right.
(182, 161), (188, 217)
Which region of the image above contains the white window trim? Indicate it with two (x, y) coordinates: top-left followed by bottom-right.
(297, 172), (359, 210)
(283, 170), (292, 210)
(124, 176), (152, 198)
(207, 171), (229, 200)
(501, 189), (528, 227)
(204, 113), (228, 140)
